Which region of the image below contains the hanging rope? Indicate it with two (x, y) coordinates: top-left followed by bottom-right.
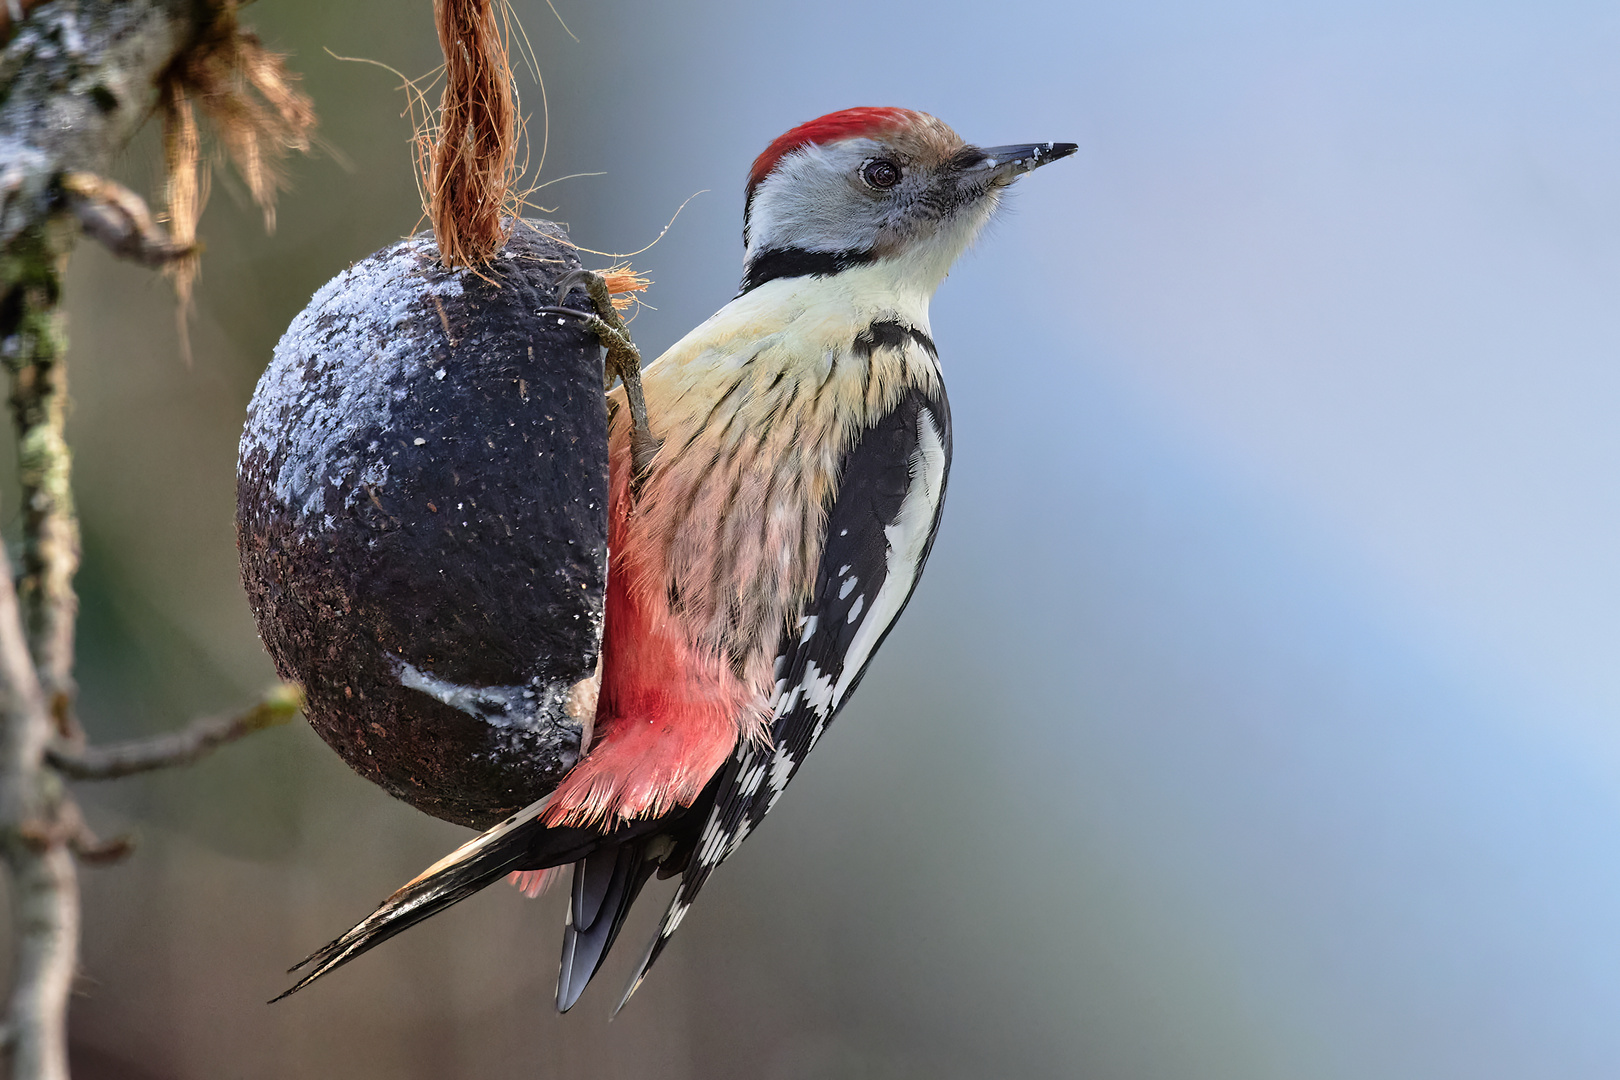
(426, 0), (517, 268)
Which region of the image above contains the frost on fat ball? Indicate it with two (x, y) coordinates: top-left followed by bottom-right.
(237, 220), (611, 829)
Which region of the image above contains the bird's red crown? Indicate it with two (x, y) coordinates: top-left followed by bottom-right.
(746, 107), (920, 203)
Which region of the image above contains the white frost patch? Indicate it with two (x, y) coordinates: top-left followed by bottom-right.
(240, 235), (466, 525)
(357, 459), (388, 490)
(392, 654), (564, 733)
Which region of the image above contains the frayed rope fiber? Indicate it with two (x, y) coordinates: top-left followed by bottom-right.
(428, 0), (517, 268)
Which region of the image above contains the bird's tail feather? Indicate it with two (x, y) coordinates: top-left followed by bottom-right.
(556, 839), (658, 1011)
(273, 793), (603, 1002)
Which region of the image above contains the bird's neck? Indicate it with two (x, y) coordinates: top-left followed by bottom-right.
(711, 258), (937, 352)
(734, 245), (951, 324)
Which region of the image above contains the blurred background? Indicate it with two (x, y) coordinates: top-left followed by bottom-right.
(4, 0), (1617, 1076)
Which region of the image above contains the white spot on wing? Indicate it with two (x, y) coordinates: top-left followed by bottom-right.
(739, 762), (767, 797)
(847, 594), (864, 623)
(768, 745), (795, 793)
(831, 407), (946, 706)
(766, 744), (798, 811)
(697, 819), (733, 866)
(838, 575), (858, 599)
(797, 660), (836, 719)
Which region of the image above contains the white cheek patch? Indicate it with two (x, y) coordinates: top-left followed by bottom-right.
(746, 139), (890, 256)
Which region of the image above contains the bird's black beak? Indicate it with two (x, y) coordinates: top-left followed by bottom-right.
(962, 142), (1078, 185)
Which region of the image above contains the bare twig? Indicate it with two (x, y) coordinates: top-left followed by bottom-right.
(61, 172), (194, 268)
(0, 535), (74, 1080)
(15, 800), (133, 864)
(48, 685), (302, 781)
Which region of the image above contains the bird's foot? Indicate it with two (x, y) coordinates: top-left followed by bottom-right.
(540, 270), (662, 495)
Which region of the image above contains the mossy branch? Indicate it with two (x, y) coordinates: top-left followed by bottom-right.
(0, 2), (313, 1077)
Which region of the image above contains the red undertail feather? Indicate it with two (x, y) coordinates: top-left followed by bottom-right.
(507, 867), (563, 897)
(542, 426), (754, 830)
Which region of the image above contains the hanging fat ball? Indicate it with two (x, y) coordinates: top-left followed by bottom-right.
(237, 220), (610, 829)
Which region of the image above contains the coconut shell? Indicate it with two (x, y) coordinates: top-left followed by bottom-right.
(237, 220), (607, 829)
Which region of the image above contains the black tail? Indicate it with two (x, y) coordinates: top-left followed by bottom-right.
(555, 840), (660, 1011)
(275, 773), (726, 1007)
(272, 796), (604, 1002)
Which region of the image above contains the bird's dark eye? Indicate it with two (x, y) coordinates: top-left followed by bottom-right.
(861, 159), (902, 189)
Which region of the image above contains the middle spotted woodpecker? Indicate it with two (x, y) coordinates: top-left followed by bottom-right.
(278, 107), (1075, 1010)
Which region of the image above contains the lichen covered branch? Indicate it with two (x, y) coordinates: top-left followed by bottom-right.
(2, 222), (79, 717)
(0, 3), (315, 1076)
(0, 0), (194, 250)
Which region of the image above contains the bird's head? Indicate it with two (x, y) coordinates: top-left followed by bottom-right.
(740, 107), (1076, 296)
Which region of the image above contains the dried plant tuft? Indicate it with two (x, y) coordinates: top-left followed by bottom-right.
(158, 0), (316, 355)
(595, 264), (652, 312)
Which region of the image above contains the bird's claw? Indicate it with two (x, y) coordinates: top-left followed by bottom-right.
(552, 268), (598, 310)
(540, 269), (662, 497)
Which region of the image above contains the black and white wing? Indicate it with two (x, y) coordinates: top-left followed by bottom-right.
(617, 382), (952, 1006)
